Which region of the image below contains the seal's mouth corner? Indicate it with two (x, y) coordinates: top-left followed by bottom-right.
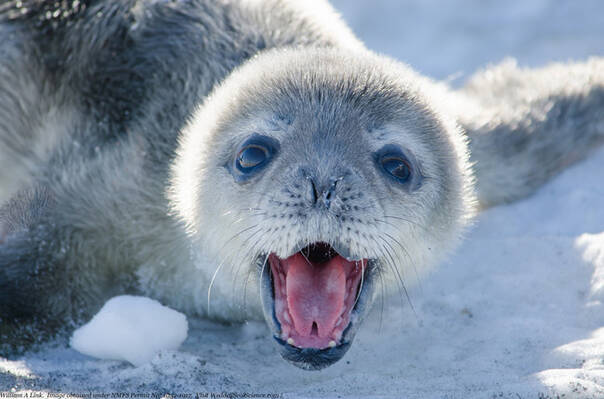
(259, 242), (374, 370)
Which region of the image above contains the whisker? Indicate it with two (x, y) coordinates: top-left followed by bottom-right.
(352, 259), (366, 310)
(377, 235), (417, 317)
(230, 228), (266, 297)
(228, 212), (268, 226)
(379, 268), (386, 333)
(232, 224), (279, 303)
(244, 252), (270, 316)
(207, 224), (261, 314)
(300, 247), (312, 266)
(239, 226), (283, 314)
(373, 236), (407, 312)
(221, 207), (265, 217)
(381, 215), (427, 231)
(382, 231), (423, 293)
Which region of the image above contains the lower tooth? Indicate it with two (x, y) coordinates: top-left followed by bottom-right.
(328, 341), (336, 348)
(287, 338), (295, 345)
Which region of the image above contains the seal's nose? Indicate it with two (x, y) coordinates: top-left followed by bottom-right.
(305, 175), (342, 209)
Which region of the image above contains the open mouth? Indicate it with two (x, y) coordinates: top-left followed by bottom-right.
(260, 242), (375, 370)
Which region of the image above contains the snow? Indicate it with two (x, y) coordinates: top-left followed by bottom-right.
(2, 1), (604, 397)
(70, 296), (188, 367)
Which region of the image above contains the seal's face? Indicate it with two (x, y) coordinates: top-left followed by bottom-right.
(172, 49), (474, 369)
(224, 113), (429, 369)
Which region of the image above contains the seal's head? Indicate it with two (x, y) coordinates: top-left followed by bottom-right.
(171, 48), (475, 370)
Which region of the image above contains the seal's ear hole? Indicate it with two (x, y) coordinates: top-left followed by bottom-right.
(374, 144), (423, 190)
(227, 134), (280, 182)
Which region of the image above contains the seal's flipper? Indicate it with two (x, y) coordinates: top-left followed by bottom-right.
(459, 58), (604, 207)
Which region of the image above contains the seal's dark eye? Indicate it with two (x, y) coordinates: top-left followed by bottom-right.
(237, 145), (269, 171)
(375, 144), (421, 189)
(227, 134), (279, 182)
(381, 156), (411, 182)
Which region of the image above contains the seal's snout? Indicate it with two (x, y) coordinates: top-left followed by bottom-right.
(306, 176), (340, 209)
(300, 168), (349, 211)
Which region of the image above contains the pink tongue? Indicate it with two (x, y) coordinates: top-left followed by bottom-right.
(284, 253), (347, 338)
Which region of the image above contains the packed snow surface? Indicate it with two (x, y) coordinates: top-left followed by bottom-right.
(1, 1), (604, 398)
(70, 296), (188, 367)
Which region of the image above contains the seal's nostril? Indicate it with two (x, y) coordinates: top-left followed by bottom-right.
(307, 177), (319, 205)
(321, 178), (339, 209)
(323, 191), (331, 208)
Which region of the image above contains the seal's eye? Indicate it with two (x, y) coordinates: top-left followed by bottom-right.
(375, 144), (421, 189)
(237, 145), (269, 171)
(228, 134), (279, 182)
(381, 156), (411, 182)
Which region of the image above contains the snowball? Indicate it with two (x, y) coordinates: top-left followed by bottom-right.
(70, 295), (188, 366)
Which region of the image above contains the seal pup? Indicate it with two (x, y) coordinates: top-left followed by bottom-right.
(0, 0), (603, 370)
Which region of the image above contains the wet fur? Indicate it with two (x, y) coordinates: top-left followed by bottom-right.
(0, 0), (603, 356)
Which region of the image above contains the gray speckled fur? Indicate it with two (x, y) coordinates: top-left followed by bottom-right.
(0, 0), (602, 362)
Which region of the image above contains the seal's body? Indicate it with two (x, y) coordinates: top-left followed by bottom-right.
(0, 0), (603, 369)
